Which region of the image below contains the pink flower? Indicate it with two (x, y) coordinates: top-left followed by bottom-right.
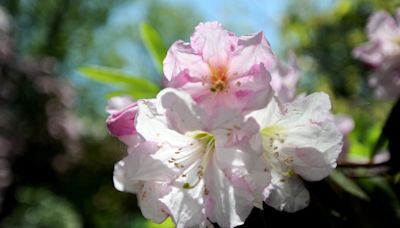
(353, 9), (400, 66)
(163, 22), (276, 113)
(353, 9), (400, 99)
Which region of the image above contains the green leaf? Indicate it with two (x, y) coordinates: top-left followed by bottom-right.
(140, 22), (167, 74)
(147, 217), (174, 228)
(329, 170), (370, 201)
(78, 65), (160, 99)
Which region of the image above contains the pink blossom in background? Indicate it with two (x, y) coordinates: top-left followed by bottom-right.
(270, 53), (300, 102)
(353, 9), (400, 67)
(163, 22), (276, 114)
(369, 55), (400, 99)
(353, 9), (400, 99)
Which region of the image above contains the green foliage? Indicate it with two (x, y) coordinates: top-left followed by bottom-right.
(1, 187), (82, 228)
(78, 65), (160, 100)
(329, 170), (370, 201)
(140, 22), (167, 74)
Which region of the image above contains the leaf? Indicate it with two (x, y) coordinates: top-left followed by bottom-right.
(78, 65), (160, 99)
(147, 217), (174, 228)
(140, 22), (167, 74)
(329, 170), (370, 201)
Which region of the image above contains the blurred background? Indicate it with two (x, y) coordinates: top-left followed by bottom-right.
(0, 0), (399, 227)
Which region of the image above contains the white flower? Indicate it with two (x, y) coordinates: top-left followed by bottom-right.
(116, 88), (269, 227)
(250, 93), (343, 212)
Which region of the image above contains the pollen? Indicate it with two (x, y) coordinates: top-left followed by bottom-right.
(209, 66), (228, 93)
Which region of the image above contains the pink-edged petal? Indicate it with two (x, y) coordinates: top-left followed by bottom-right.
(138, 182), (170, 224)
(228, 32), (276, 76)
(161, 184), (206, 228)
(163, 41), (210, 81)
(264, 173), (310, 212)
(190, 22), (237, 66)
(204, 157), (254, 228)
(230, 64), (273, 111)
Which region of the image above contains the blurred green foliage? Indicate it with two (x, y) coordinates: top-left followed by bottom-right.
(1, 188), (82, 228)
(79, 65), (160, 99)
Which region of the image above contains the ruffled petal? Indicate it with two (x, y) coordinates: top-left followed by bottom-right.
(163, 41), (210, 81)
(279, 92), (332, 126)
(190, 22), (237, 66)
(228, 32), (276, 76)
(230, 64), (273, 111)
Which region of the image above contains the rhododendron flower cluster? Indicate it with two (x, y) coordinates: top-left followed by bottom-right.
(107, 22), (343, 227)
(353, 9), (400, 99)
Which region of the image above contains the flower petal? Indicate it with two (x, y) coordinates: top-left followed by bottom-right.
(228, 32), (276, 76)
(158, 88), (203, 133)
(135, 98), (192, 147)
(161, 185), (206, 228)
(113, 145), (176, 186)
(285, 147), (335, 181)
(204, 157), (254, 228)
(230, 64), (273, 111)
(190, 22), (237, 66)
(163, 41), (210, 81)
(138, 182), (170, 224)
(106, 102), (138, 137)
(264, 173), (310, 213)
